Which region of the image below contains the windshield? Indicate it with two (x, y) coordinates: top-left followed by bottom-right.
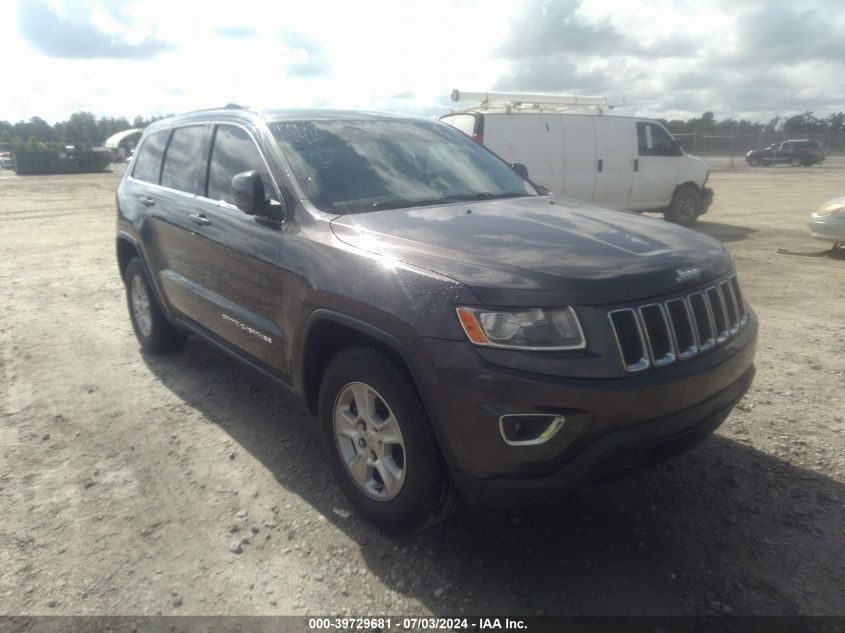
(270, 119), (536, 214)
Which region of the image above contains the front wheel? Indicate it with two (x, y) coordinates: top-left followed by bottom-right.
(748, 156), (760, 167)
(665, 186), (701, 226)
(319, 346), (457, 532)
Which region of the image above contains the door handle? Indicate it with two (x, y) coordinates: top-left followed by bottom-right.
(189, 213), (211, 226)
(634, 158), (639, 172)
(597, 159), (603, 173)
(139, 195), (155, 207)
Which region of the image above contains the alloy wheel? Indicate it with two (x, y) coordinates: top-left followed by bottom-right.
(333, 382), (406, 501)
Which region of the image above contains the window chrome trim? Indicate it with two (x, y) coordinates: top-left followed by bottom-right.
(127, 119), (286, 221)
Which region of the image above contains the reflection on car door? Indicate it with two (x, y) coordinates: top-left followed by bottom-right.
(178, 123), (290, 376)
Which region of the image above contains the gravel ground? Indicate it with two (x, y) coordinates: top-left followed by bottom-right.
(0, 159), (843, 617)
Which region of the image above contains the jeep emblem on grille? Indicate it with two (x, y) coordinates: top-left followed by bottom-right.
(675, 267), (701, 284)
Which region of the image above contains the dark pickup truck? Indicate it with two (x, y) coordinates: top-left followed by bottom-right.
(746, 140), (825, 167)
(116, 107), (757, 531)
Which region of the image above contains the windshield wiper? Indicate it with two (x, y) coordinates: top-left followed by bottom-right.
(437, 192), (530, 202)
(365, 198), (449, 211)
(346, 192), (530, 214)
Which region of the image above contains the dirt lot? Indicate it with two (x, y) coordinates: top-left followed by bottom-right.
(1, 160), (843, 617)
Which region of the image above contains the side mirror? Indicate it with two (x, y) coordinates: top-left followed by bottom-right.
(534, 184), (552, 196)
(232, 170), (268, 214)
(670, 139), (682, 154)
(510, 162), (530, 180)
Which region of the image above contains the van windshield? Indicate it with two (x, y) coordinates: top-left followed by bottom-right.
(270, 119), (536, 214)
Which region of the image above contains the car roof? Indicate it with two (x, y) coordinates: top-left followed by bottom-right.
(144, 107), (434, 133)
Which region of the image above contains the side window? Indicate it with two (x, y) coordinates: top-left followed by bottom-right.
(206, 125), (275, 205)
(132, 130), (168, 183)
(442, 114), (477, 137)
(781, 142), (793, 151)
(637, 122), (677, 156)
(160, 125), (206, 193)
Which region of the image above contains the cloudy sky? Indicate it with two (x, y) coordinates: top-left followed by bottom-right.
(1, 0), (843, 124)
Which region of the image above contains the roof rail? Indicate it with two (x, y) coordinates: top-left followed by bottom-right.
(449, 89), (621, 113)
(176, 104), (253, 117)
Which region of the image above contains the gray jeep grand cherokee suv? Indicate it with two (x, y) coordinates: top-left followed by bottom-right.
(116, 106), (757, 531)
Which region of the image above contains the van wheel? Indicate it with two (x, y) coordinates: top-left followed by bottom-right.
(124, 258), (185, 354)
(319, 346), (457, 532)
(665, 186), (700, 226)
(791, 157), (803, 167)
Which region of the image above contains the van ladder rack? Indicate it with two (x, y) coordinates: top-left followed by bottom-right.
(449, 89), (622, 113)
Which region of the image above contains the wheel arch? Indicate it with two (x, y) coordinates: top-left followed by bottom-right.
(300, 310), (428, 417)
(116, 233), (140, 278)
(298, 309), (459, 468)
(675, 180), (701, 193)
(116, 230), (175, 320)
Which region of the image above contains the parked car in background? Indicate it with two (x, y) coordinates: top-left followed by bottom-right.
(0, 151), (13, 170)
(808, 196), (845, 247)
(117, 106), (757, 531)
(746, 140), (825, 167)
(441, 90), (713, 226)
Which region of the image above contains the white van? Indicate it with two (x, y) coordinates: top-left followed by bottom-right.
(440, 90), (713, 225)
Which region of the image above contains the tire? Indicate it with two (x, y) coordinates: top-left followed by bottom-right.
(748, 156), (759, 167)
(665, 185), (701, 226)
(319, 346), (457, 532)
(791, 157), (802, 167)
(123, 258), (185, 354)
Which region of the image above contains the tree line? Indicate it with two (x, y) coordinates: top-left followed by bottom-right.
(2, 109), (845, 147)
(660, 110), (845, 135)
(0, 112), (169, 146)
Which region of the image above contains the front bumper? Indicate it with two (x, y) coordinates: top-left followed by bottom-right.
(454, 364), (754, 508)
(808, 215), (845, 244)
(420, 311), (757, 501)
(700, 186), (714, 214)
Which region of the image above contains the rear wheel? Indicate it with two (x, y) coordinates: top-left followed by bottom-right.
(124, 258), (185, 354)
(665, 186), (700, 226)
(319, 346), (457, 532)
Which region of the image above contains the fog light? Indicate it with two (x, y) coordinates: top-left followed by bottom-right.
(499, 414), (566, 446)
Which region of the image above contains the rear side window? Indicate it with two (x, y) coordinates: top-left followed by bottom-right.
(637, 122), (677, 156)
(441, 114), (478, 137)
(161, 125), (206, 193)
(206, 125), (274, 205)
(132, 130), (168, 183)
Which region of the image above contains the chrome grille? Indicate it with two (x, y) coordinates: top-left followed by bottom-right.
(609, 275), (749, 372)
(608, 309), (649, 372)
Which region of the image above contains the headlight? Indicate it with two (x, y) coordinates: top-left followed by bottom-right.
(456, 306), (585, 350)
(815, 202), (845, 217)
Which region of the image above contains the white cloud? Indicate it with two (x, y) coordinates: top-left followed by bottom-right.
(1, 0), (843, 125)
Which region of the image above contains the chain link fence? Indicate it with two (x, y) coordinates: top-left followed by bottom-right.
(675, 131), (845, 170)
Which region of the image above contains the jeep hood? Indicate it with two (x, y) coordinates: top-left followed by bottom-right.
(329, 196), (731, 305)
